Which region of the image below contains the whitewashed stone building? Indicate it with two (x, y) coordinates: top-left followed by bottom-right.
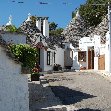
(62, 11), (111, 73)
(0, 35), (29, 111)
(20, 14), (65, 72)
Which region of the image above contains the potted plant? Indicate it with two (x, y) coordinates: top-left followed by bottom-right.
(53, 64), (62, 71)
(31, 72), (40, 81)
(31, 64), (42, 81)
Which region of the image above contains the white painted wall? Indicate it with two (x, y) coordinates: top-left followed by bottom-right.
(79, 37), (94, 69)
(65, 43), (74, 50)
(94, 35), (106, 71)
(105, 32), (110, 72)
(1, 32), (26, 44)
(40, 46), (65, 72)
(94, 57), (98, 70)
(44, 48), (53, 71)
(0, 46), (29, 111)
(43, 19), (49, 38)
(72, 50), (80, 70)
(54, 46), (64, 68)
(79, 37), (94, 51)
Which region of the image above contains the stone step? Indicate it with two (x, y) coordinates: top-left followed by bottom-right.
(35, 105), (78, 111)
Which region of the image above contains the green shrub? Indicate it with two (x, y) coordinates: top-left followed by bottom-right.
(9, 44), (39, 69)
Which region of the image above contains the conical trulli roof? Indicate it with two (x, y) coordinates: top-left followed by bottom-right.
(19, 19), (45, 45)
(63, 10), (109, 47)
(62, 11), (93, 47)
(89, 16), (108, 44)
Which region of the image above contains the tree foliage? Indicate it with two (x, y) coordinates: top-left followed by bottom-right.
(30, 16), (37, 24)
(5, 25), (23, 33)
(5, 25), (17, 32)
(49, 28), (63, 37)
(49, 22), (58, 31)
(9, 44), (39, 68)
(79, 0), (111, 27)
(49, 22), (63, 37)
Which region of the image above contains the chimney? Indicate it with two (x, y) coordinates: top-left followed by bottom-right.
(43, 17), (49, 38)
(36, 17), (41, 31)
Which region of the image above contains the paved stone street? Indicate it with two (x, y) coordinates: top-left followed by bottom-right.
(44, 71), (111, 111)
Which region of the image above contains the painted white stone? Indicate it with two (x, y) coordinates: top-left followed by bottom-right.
(94, 57), (98, 70)
(43, 19), (49, 38)
(79, 37), (94, 51)
(26, 13), (32, 22)
(105, 31), (110, 72)
(36, 18), (41, 31)
(54, 46), (64, 68)
(1, 33), (26, 44)
(40, 46), (64, 72)
(0, 46), (29, 111)
(65, 43), (74, 50)
(72, 50), (80, 70)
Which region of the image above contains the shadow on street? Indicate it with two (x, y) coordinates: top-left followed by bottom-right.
(49, 86), (96, 105)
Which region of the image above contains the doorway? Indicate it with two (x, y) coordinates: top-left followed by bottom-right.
(88, 47), (94, 69)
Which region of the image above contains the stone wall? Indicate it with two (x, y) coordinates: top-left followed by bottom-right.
(1, 32), (26, 44)
(0, 46), (29, 111)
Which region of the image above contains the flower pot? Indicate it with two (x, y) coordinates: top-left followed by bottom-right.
(31, 74), (40, 81)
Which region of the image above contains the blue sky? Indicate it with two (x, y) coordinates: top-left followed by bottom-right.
(0, 0), (86, 28)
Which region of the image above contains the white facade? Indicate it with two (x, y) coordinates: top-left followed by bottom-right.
(72, 49), (80, 70)
(40, 46), (64, 72)
(93, 35), (106, 71)
(105, 31), (111, 72)
(35, 16), (65, 72)
(54, 46), (64, 68)
(0, 46), (29, 111)
(1, 32), (26, 44)
(77, 35), (107, 71)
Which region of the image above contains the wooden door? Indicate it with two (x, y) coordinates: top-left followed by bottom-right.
(98, 55), (105, 70)
(88, 51), (91, 69)
(92, 50), (94, 69)
(88, 50), (94, 69)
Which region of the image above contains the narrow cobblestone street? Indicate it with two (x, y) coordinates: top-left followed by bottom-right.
(44, 71), (111, 111)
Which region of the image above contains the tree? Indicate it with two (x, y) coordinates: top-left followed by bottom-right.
(5, 25), (17, 32)
(49, 28), (63, 37)
(79, 0), (110, 27)
(30, 16), (37, 24)
(49, 22), (58, 31)
(49, 22), (63, 37)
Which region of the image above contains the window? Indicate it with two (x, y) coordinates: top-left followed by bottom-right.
(54, 52), (56, 63)
(78, 51), (86, 62)
(41, 21), (43, 34)
(47, 51), (53, 65)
